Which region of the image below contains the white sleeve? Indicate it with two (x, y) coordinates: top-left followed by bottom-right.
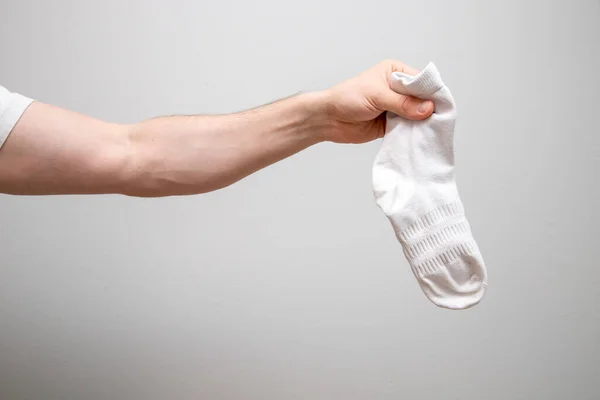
(0, 85), (34, 149)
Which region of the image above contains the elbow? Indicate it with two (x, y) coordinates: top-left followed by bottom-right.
(116, 124), (220, 197)
(114, 123), (168, 197)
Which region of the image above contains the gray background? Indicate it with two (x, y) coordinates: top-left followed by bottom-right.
(1, 0), (599, 399)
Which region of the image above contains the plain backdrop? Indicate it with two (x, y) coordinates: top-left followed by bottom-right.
(1, 1), (599, 399)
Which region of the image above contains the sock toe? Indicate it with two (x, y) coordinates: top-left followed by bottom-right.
(417, 252), (488, 310)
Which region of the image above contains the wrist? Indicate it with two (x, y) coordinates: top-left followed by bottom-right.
(297, 91), (332, 144)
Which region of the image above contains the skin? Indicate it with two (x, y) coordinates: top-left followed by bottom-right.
(0, 60), (433, 196)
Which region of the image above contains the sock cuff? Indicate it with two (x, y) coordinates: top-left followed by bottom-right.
(398, 202), (481, 277)
(390, 62), (444, 96)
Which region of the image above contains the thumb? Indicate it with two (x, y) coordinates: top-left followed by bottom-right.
(378, 90), (433, 120)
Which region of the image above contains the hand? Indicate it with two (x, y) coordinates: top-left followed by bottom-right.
(320, 59), (434, 144)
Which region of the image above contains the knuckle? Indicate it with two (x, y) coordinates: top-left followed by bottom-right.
(380, 59), (397, 72)
(387, 59), (405, 73)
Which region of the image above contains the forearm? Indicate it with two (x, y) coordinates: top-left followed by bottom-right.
(123, 91), (328, 196)
(0, 92), (329, 196)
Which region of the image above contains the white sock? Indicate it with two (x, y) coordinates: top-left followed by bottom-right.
(372, 62), (487, 310)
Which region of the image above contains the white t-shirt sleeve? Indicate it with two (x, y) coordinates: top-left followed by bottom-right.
(0, 85), (34, 149)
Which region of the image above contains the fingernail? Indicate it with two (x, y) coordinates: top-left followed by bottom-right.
(418, 101), (432, 114)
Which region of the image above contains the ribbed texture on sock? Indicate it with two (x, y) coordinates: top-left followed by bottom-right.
(398, 202), (480, 278)
(407, 238), (479, 277)
(398, 202), (465, 242)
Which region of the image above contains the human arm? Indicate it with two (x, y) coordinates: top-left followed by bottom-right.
(0, 60), (433, 196)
